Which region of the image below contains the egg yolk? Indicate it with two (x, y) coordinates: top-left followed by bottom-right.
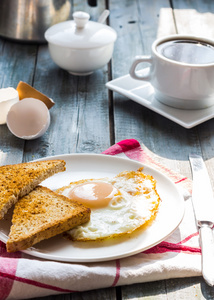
(68, 181), (116, 208)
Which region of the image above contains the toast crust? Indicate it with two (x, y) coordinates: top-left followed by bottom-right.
(0, 160), (66, 219)
(6, 186), (90, 252)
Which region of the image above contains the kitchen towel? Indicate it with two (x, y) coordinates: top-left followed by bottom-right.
(0, 139), (201, 300)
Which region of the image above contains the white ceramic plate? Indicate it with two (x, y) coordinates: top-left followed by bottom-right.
(106, 71), (214, 128)
(0, 154), (184, 262)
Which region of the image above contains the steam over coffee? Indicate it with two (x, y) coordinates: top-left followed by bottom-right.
(156, 39), (214, 65)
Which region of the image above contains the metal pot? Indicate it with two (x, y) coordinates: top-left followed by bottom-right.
(0, 0), (72, 43)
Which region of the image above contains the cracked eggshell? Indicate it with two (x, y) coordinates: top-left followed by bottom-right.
(0, 87), (19, 125)
(6, 98), (50, 140)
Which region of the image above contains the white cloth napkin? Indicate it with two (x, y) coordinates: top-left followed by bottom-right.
(0, 139), (202, 300)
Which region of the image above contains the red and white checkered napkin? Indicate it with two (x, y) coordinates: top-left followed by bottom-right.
(0, 139), (201, 300)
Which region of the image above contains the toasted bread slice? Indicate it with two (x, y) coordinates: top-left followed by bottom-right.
(0, 160), (65, 219)
(6, 186), (91, 252)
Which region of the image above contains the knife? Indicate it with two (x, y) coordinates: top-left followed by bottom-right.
(189, 154), (214, 286)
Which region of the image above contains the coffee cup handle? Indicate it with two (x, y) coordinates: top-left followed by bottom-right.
(129, 56), (152, 81)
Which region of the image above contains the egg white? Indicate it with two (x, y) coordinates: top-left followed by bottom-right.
(56, 168), (161, 241)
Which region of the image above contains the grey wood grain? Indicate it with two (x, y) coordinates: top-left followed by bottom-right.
(166, 276), (214, 299)
(121, 274), (214, 299)
(109, 0), (212, 174)
(109, 0), (196, 171)
(0, 39), (38, 165)
(172, 0), (214, 183)
(0, 39), (36, 88)
(22, 0), (111, 163)
(122, 280), (167, 299)
(1, 0), (214, 299)
(31, 287), (117, 300)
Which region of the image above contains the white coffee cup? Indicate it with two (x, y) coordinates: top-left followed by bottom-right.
(129, 35), (214, 109)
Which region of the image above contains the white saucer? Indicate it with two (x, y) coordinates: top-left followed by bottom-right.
(106, 73), (214, 128)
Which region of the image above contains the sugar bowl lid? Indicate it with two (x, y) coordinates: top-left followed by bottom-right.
(44, 11), (117, 49)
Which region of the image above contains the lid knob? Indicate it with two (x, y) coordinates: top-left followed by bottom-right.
(73, 11), (90, 29)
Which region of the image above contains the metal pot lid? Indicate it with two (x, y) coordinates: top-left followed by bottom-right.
(44, 11), (117, 49)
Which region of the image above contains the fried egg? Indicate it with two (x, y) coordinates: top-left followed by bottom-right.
(56, 168), (161, 241)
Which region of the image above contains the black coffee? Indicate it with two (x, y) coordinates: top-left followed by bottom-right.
(156, 39), (214, 64)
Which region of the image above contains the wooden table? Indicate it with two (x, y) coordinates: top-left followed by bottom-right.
(1, 0), (214, 299)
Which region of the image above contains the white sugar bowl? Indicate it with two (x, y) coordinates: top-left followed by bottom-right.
(44, 11), (117, 76)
